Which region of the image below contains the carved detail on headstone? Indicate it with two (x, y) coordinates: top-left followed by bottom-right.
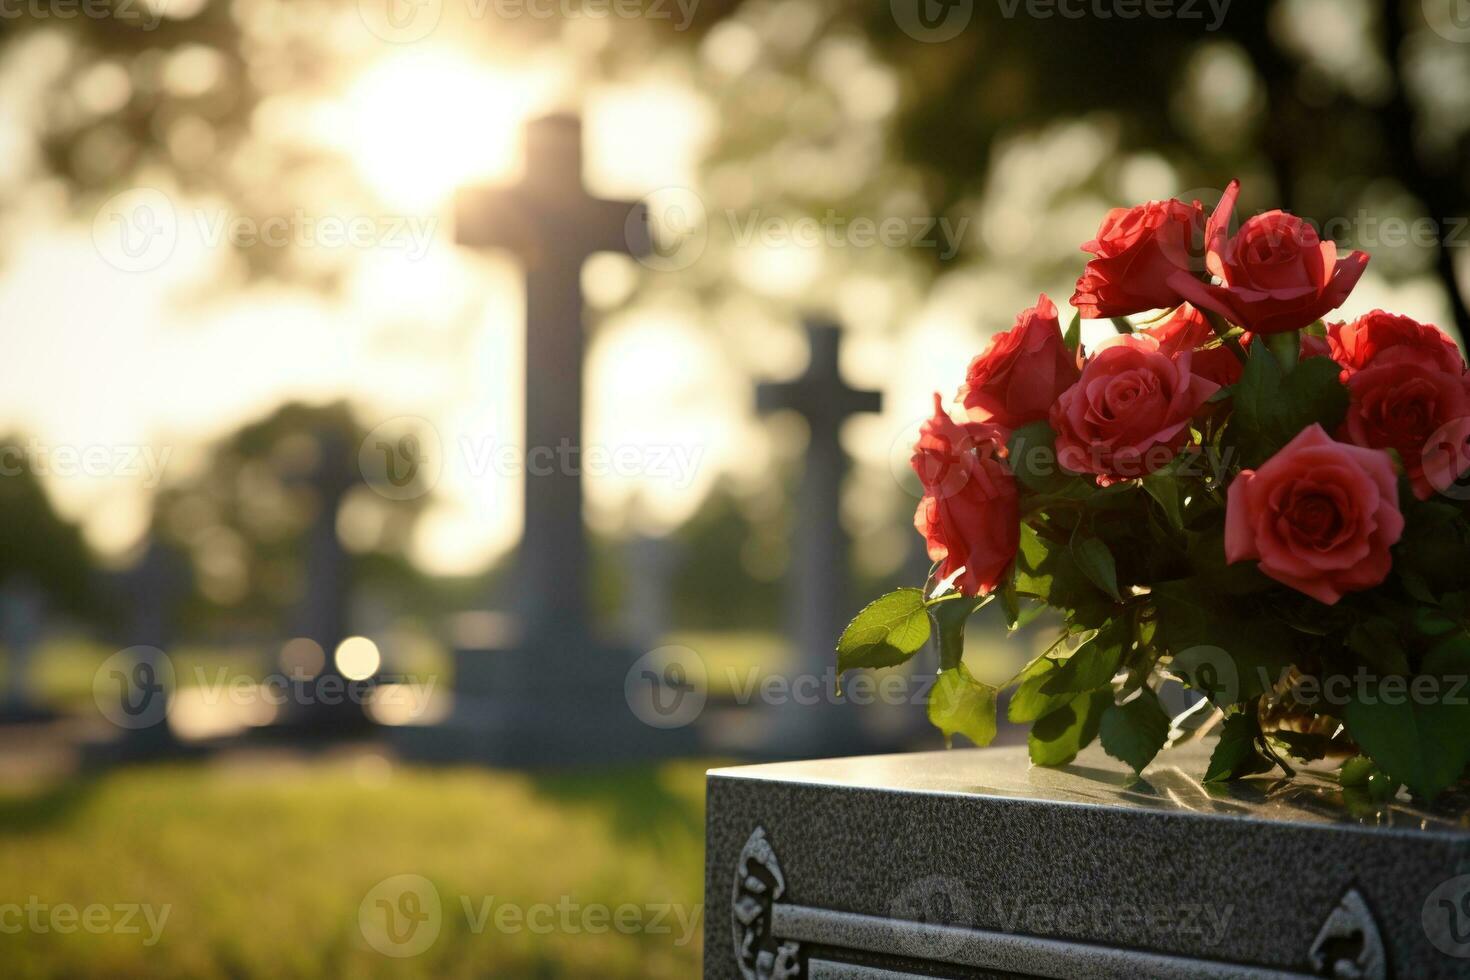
(733, 827), (802, 980)
(1308, 888), (1385, 980)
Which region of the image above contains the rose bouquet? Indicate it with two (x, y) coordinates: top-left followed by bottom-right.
(837, 181), (1470, 803)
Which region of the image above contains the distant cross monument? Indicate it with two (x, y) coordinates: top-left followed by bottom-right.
(756, 317), (886, 754)
(455, 113), (651, 646)
(397, 113), (695, 764)
(283, 428), (365, 732)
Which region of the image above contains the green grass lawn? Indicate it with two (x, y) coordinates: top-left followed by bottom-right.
(0, 756), (710, 979)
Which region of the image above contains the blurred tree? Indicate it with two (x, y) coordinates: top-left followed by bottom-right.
(0, 440), (96, 615)
(149, 400), (432, 634)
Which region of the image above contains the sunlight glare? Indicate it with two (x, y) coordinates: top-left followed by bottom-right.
(342, 51), (544, 211)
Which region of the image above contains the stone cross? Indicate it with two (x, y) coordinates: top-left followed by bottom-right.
(286, 428), (360, 730)
(757, 318), (882, 682)
(455, 113), (651, 646)
(290, 429), (351, 657)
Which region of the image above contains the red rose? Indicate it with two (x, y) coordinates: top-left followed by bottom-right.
(1143, 303), (1248, 387)
(1342, 359), (1470, 499)
(959, 294), (1081, 432)
(1327, 310), (1465, 378)
(1168, 180), (1369, 335)
(1072, 198), (1206, 318)
(1225, 424), (1403, 605)
(912, 394), (1019, 597)
(1050, 333), (1220, 485)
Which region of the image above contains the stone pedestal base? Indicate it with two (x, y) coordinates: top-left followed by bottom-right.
(705, 743), (1470, 979)
(390, 640), (701, 767)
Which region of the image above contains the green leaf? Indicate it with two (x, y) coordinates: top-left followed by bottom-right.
(1070, 529), (1121, 602)
(1028, 689), (1110, 766)
(932, 595), (987, 671)
(1110, 316), (1134, 335)
(1141, 471), (1185, 530)
(1040, 618), (1127, 695)
(1000, 577), (1021, 630)
(1014, 523), (1112, 625)
(1099, 688), (1170, 773)
(1204, 711), (1275, 782)
(1063, 311), (1082, 354)
(928, 663), (998, 748)
(837, 589), (930, 674)
(1229, 348), (1349, 467)
(1007, 655), (1073, 723)
(1341, 635), (1470, 801)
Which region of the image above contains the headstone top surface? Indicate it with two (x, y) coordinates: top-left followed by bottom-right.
(709, 744), (1470, 835)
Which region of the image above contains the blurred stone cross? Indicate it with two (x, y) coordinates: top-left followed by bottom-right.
(455, 113), (652, 646)
(757, 317), (882, 750)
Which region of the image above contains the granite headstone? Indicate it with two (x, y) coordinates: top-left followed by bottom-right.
(705, 743), (1470, 978)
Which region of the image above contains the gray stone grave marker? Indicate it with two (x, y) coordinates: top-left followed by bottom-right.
(704, 743), (1470, 979)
